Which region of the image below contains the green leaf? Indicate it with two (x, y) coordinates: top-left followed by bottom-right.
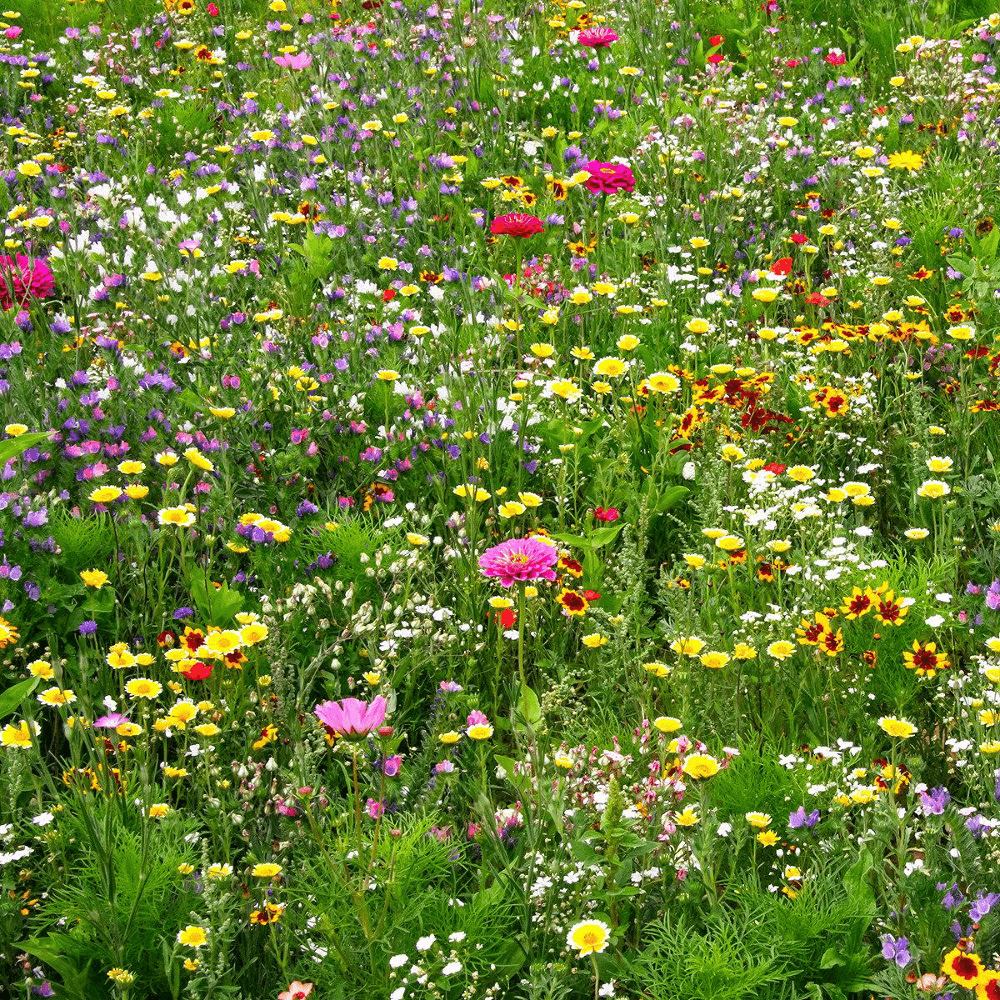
(551, 532), (591, 549)
(589, 524), (623, 548)
(516, 684), (541, 726)
(652, 485), (691, 515)
(0, 431), (53, 466)
(189, 574), (245, 625)
(0, 676), (40, 718)
(19, 936), (96, 1000)
(820, 946), (846, 969)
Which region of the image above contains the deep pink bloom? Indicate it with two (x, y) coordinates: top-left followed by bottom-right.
(0, 255), (55, 311)
(478, 537), (558, 587)
(593, 507), (619, 522)
(315, 696), (387, 739)
(583, 161), (635, 195)
(94, 712), (131, 729)
(578, 26), (618, 47)
(490, 213), (545, 238)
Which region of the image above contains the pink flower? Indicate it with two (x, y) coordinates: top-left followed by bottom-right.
(478, 537), (558, 587)
(273, 52), (313, 70)
(278, 984), (313, 1000)
(583, 161), (635, 195)
(490, 213), (545, 238)
(578, 26), (618, 47)
(0, 255), (55, 311)
(314, 696), (387, 739)
(593, 507), (619, 522)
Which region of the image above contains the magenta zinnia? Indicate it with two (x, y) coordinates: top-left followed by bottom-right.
(583, 161), (636, 195)
(478, 537), (558, 587)
(315, 696), (387, 739)
(0, 254), (55, 311)
(578, 27), (618, 47)
(490, 213), (545, 238)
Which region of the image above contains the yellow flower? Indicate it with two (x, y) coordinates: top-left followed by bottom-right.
(786, 465), (814, 483)
(878, 716), (917, 739)
(745, 811), (771, 828)
(177, 925), (208, 948)
(767, 641), (795, 660)
(468, 723), (493, 740)
(80, 569), (109, 588)
(251, 863), (283, 878)
(194, 723), (220, 737)
(1, 720), (36, 749)
(681, 753), (719, 779)
(530, 343), (555, 358)
(700, 651), (730, 670)
(90, 486), (123, 504)
(593, 357), (627, 378)
(566, 919), (611, 956)
(37, 687), (76, 707)
(498, 501), (526, 518)
(887, 150), (923, 171)
(518, 492), (543, 507)
(733, 643), (757, 660)
(653, 717), (681, 733)
(715, 535), (744, 552)
(904, 528), (929, 540)
(126, 678), (162, 699)
(376, 369), (399, 381)
(917, 480), (950, 499)
(683, 554), (706, 569)
(671, 637), (705, 657)
(757, 830), (779, 846)
(674, 807), (700, 826)
(752, 288), (779, 304)
(148, 803), (170, 818)
(158, 507), (195, 527)
(439, 731), (462, 744)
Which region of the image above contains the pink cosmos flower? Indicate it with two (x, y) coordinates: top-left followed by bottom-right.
(273, 52), (313, 70)
(578, 26), (618, 47)
(478, 537), (558, 587)
(0, 255), (55, 311)
(314, 696), (387, 739)
(583, 161), (636, 195)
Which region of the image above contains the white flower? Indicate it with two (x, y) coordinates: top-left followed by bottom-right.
(442, 961), (462, 975)
(717, 823), (733, 837)
(32, 812), (54, 827)
(389, 954), (408, 969)
(415, 935), (436, 952)
(925, 615), (946, 628)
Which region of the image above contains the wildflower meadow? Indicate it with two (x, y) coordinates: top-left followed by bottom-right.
(5, 0), (1000, 996)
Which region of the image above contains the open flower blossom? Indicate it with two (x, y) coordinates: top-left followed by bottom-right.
(566, 919), (611, 955)
(278, 985), (313, 1000)
(315, 696), (387, 739)
(577, 26), (618, 47)
(490, 213), (545, 238)
(583, 161), (635, 195)
(479, 537), (558, 587)
(0, 254), (55, 310)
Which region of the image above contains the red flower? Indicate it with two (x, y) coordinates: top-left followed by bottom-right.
(382, 287), (396, 302)
(825, 51), (846, 65)
(789, 234), (809, 245)
(764, 462), (786, 474)
(709, 34), (725, 46)
(207, 2), (220, 13)
(804, 292), (830, 306)
(770, 257), (793, 275)
(583, 161), (635, 195)
(707, 53), (724, 64)
(490, 213), (545, 238)
(182, 661), (213, 681)
(593, 507), (620, 522)
(584, 590), (601, 601)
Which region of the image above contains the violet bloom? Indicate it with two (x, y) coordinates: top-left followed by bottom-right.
(478, 537), (558, 587)
(970, 891), (1000, 922)
(881, 934), (912, 968)
(986, 579), (1000, 611)
(314, 696), (387, 739)
(382, 755), (403, 777)
(787, 806), (820, 829)
(918, 786), (951, 816)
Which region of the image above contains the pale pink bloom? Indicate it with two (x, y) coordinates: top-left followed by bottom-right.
(273, 52), (313, 70)
(478, 537), (557, 587)
(315, 696), (387, 738)
(278, 983), (313, 1000)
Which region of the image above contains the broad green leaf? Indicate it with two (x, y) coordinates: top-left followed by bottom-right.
(0, 676), (40, 718)
(0, 431), (53, 466)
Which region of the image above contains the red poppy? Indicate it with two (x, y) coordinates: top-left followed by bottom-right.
(182, 661), (213, 681)
(825, 52), (846, 65)
(789, 234), (809, 245)
(770, 257), (793, 276)
(709, 34), (725, 45)
(490, 213), (545, 238)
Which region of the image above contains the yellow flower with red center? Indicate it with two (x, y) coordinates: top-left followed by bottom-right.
(903, 640), (949, 679)
(556, 588), (589, 617)
(941, 947), (983, 988)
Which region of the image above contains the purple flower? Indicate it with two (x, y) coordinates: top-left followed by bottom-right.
(382, 755), (403, 777)
(173, 607), (194, 620)
(918, 786), (950, 816)
(787, 806), (820, 829)
(941, 883), (966, 910)
(78, 620), (98, 635)
(971, 891), (1000, 922)
(986, 579), (1000, 611)
(881, 934), (912, 968)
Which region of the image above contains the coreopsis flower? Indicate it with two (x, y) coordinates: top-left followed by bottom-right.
(478, 537), (558, 587)
(941, 947), (984, 988)
(903, 641), (950, 679)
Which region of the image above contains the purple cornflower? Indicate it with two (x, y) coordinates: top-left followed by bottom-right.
(173, 607), (194, 620)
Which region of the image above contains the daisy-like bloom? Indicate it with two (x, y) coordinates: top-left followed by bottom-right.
(904, 528), (929, 540)
(767, 641), (795, 660)
(917, 480), (950, 499)
(644, 662), (671, 678)
(593, 357), (627, 378)
(840, 587), (874, 619)
(878, 717), (917, 739)
(479, 537), (558, 587)
(578, 26), (618, 47)
(941, 947), (984, 988)
(681, 753), (720, 779)
(0, 617), (19, 649)
(556, 588), (589, 616)
(149, 803), (170, 818)
(38, 687), (76, 707)
(467, 720), (494, 740)
(90, 486), (122, 505)
(757, 830), (779, 846)
(646, 371), (680, 393)
(183, 448), (214, 473)
(566, 919), (611, 956)
(745, 812), (771, 828)
(177, 926), (208, 948)
(674, 807), (700, 826)
(202, 630), (242, 657)
(976, 973), (1000, 1000)
(653, 717), (681, 733)
(903, 641), (950, 679)
(582, 633), (607, 648)
(126, 678), (162, 699)
(700, 651), (730, 669)
(872, 587), (910, 626)
(1, 719), (38, 749)
(887, 150), (924, 171)
(490, 213), (544, 238)
(715, 535), (744, 552)
(251, 863), (282, 878)
(315, 696), (387, 740)
(671, 637), (705, 657)
(158, 507), (196, 527)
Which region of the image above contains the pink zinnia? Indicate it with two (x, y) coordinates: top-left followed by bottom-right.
(583, 161), (636, 195)
(578, 26), (618, 47)
(491, 213), (545, 238)
(0, 254), (55, 311)
(315, 696), (387, 739)
(478, 537), (558, 587)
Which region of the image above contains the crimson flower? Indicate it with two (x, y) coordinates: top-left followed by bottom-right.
(825, 52), (846, 65)
(491, 213), (545, 238)
(583, 161), (635, 195)
(578, 26), (618, 47)
(770, 257), (793, 275)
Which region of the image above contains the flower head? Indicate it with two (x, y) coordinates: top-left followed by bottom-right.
(566, 919), (611, 956)
(314, 696), (387, 739)
(490, 213), (545, 238)
(479, 537), (558, 587)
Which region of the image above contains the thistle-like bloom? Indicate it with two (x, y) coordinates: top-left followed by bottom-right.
(478, 537), (558, 587)
(315, 696), (387, 739)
